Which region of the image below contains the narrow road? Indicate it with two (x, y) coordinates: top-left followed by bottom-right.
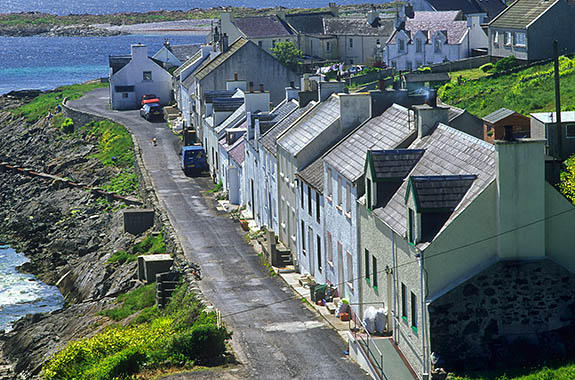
(69, 89), (369, 380)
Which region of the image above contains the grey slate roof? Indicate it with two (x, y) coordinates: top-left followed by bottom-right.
(261, 100), (317, 156)
(408, 175), (476, 211)
(285, 12), (333, 34)
(490, 0), (555, 29)
(278, 95), (340, 155)
(371, 149), (425, 180)
(447, 105), (465, 122)
(213, 98), (244, 112)
(169, 44), (200, 63)
(324, 16), (395, 36)
(195, 38), (249, 81)
(324, 104), (416, 183)
(373, 123), (495, 246)
(298, 158), (325, 192)
(389, 11), (468, 44)
(204, 90), (236, 103)
(234, 16), (295, 38)
(215, 105), (246, 135)
(426, 0), (484, 14)
(109, 55), (131, 74)
(482, 107), (516, 124)
(174, 49), (203, 77)
(269, 100), (299, 123)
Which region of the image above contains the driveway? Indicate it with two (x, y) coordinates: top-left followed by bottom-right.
(68, 89), (370, 380)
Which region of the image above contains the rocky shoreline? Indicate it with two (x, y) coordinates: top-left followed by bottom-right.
(0, 90), (197, 379)
(0, 24), (124, 37)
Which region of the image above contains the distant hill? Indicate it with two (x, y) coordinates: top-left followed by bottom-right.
(438, 56), (575, 119)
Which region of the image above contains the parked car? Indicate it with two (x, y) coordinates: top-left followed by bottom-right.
(140, 103), (163, 121)
(181, 145), (207, 176)
(141, 94), (159, 106)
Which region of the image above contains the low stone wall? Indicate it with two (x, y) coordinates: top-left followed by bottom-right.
(429, 259), (575, 371)
(428, 55), (492, 73)
(62, 98), (108, 126)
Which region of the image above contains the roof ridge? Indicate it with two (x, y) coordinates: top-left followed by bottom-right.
(437, 123), (495, 151)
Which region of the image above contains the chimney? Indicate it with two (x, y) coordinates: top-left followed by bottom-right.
(394, 4), (407, 29)
(130, 43), (148, 62)
(339, 93), (372, 133)
(378, 79), (385, 91)
(200, 44), (212, 59)
(249, 81), (254, 93)
(495, 138), (546, 259)
(234, 72), (238, 81)
(367, 8), (379, 26)
(405, 3), (415, 18)
(220, 33), (229, 52)
(329, 2), (339, 17)
(226, 74), (248, 91)
(426, 88), (438, 107)
(318, 81), (345, 101)
(277, 8), (286, 20)
(259, 83), (265, 92)
(244, 87), (270, 113)
(413, 103), (449, 138)
(286, 83), (299, 101)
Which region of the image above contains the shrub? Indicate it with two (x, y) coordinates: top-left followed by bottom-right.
(133, 233), (166, 255)
(60, 117), (74, 133)
(106, 250), (137, 265)
(494, 56), (517, 73)
(101, 284), (156, 321)
(480, 63), (494, 73)
(83, 347), (146, 380)
(169, 324), (231, 365)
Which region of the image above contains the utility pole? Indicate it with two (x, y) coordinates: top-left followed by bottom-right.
(554, 40), (562, 159)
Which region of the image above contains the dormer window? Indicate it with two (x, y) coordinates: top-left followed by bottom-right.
(408, 208), (416, 243)
(399, 39), (406, 52)
(434, 38), (442, 53)
(416, 39), (423, 53)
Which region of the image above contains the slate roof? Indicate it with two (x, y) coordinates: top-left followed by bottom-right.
(371, 149), (425, 180)
(298, 158), (325, 192)
(324, 16), (395, 36)
(324, 104), (416, 183)
(490, 0), (555, 29)
(261, 100), (317, 156)
(204, 90), (236, 103)
(278, 95), (340, 155)
(389, 11), (468, 44)
(270, 99), (299, 122)
(195, 38), (249, 80)
(234, 16), (294, 38)
(109, 55), (131, 74)
(408, 175), (477, 211)
(173, 49), (203, 77)
(169, 44), (200, 62)
(475, 0), (508, 19)
(285, 12), (333, 34)
(426, 0), (484, 14)
(213, 98), (244, 112)
(373, 123), (495, 246)
(483, 107), (518, 124)
(447, 105), (466, 122)
(229, 136), (246, 165)
(215, 105), (246, 135)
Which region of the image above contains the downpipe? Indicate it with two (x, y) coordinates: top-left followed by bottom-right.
(418, 251), (429, 379)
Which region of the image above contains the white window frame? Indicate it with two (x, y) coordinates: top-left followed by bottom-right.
(327, 168), (333, 199)
(327, 232), (334, 266)
(398, 39), (405, 53)
(346, 251), (353, 291)
(345, 182), (351, 214)
(415, 38), (422, 53)
(493, 30), (499, 46)
(504, 31), (512, 46)
(514, 32), (526, 47)
(434, 38), (442, 53)
(337, 176), (343, 208)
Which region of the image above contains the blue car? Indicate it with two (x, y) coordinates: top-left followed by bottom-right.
(181, 145), (207, 176)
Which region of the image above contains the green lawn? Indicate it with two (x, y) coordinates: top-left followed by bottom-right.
(448, 67), (490, 82)
(451, 363), (575, 380)
(439, 56), (575, 118)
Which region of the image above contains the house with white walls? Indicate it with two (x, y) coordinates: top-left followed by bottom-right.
(108, 44), (172, 110)
(351, 102), (575, 380)
(152, 40), (200, 69)
(218, 129), (246, 205)
(384, 10), (487, 71)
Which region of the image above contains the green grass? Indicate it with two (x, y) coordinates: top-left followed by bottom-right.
(44, 284), (231, 380)
(106, 250), (138, 265)
(106, 233), (167, 266)
(11, 82), (107, 123)
(448, 67), (490, 82)
(451, 363), (575, 380)
(439, 55), (575, 118)
(84, 120), (134, 168)
(101, 170), (138, 196)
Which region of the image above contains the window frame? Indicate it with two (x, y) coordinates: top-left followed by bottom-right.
(316, 192), (321, 223)
(365, 249), (370, 283)
(514, 32), (526, 47)
(349, 38), (353, 48)
(411, 291), (418, 332)
(434, 38), (442, 53)
(337, 176), (343, 208)
(415, 38), (423, 53)
(316, 235), (322, 272)
(301, 220), (306, 255)
(566, 123), (575, 138)
(346, 250), (353, 290)
(327, 168), (333, 198)
(504, 31), (512, 46)
(366, 179), (372, 210)
(327, 232), (334, 265)
(143, 71), (152, 81)
(401, 283), (408, 322)
(408, 208), (416, 244)
(308, 186), (312, 216)
(372, 255), (378, 289)
(398, 39), (405, 52)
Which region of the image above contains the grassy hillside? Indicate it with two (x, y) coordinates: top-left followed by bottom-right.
(451, 363), (575, 380)
(439, 56), (575, 118)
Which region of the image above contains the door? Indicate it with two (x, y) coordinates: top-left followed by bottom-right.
(250, 179), (256, 218)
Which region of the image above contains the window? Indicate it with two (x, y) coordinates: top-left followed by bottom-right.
(366, 179), (372, 210)
(308, 186), (312, 216)
(401, 283), (408, 321)
(327, 232), (333, 264)
(365, 249), (370, 282)
(272, 40), (276, 47)
(327, 168), (333, 198)
(376, 38), (380, 46)
(326, 41), (331, 52)
(416, 39), (422, 53)
(434, 38), (442, 53)
(337, 176), (342, 207)
(349, 38), (353, 48)
(514, 32), (526, 47)
(338, 242), (343, 272)
(317, 235), (322, 272)
(504, 31), (512, 46)
(300, 182), (305, 209)
(399, 39), (405, 52)
(258, 41), (263, 48)
(345, 183), (351, 214)
(411, 292), (418, 331)
(316, 192), (321, 223)
(143, 71), (152, 81)
(566, 124), (575, 138)
(408, 208), (416, 244)
(493, 31), (499, 46)
(372, 256), (378, 289)
(346, 251), (353, 290)
(122, 93), (129, 98)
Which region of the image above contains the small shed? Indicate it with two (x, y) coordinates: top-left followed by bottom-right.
(482, 108), (530, 143)
(137, 254), (173, 284)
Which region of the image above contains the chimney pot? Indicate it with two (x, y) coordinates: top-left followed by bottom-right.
(290, 81), (295, 88)
(503, 125), (515, 141)
(259, 83), (265, 92)
(249, 81), (254, 93)
(234, 72), (238, 81)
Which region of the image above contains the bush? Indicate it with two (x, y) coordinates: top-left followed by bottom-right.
(60, 117), (74, 133)
(480, 63), (494, 73)
(133, 233), (166, 255)
(83, 347), (146, 380)
(106, 250), (137, 265)
(169, 324), (231, 365)
(494, 56), (517, 73)
(101, 284), (156, 321)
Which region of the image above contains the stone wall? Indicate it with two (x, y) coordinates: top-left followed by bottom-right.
(429, 259), (575, 371)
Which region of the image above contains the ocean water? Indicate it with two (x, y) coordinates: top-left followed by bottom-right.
(0, 34), (206, 94)
(5, 0), (369, 15)
(0, 245), (65, 332)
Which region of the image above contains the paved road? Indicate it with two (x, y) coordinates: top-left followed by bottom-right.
(69, 89), (370, 380)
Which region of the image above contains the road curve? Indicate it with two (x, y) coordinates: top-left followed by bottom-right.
(68, 88), (370, 380)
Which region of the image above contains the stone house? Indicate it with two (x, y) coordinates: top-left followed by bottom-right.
(488, 0), (575, 61)
(108, 44), (172, 110)
(385, 10), (487, 71)
(354, 102), (575, 379)
(482, 107), (530, 143)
